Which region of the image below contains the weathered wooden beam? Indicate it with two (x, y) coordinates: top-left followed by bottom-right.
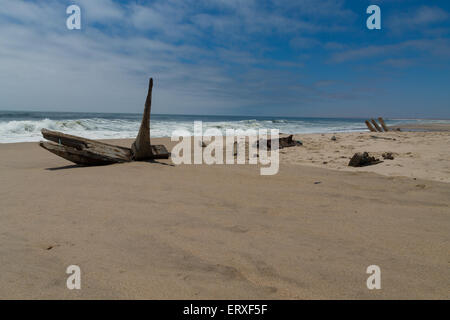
(365, 120), (377, 132)
(378, 117), (389, 132)
(131, 78), (154, 160)
(39, 141), (129, 166)
(370, 118), (383, 132)
(42, 129), (132, 162)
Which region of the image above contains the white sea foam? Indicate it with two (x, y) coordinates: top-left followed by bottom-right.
(1, 115), (448, 143)
(0, 118), (369, 143)
(0, 118), (140, 143)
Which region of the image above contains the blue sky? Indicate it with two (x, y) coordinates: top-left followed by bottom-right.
(0, 0), (449, 118)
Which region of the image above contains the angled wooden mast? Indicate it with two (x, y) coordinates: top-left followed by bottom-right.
(131, 78), (154, 160)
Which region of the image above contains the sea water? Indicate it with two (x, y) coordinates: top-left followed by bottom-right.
(0, 110), (448, 143)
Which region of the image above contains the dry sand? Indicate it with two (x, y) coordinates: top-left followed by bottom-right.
(284, 130), (450, 183)
(0, 128), (449, 299)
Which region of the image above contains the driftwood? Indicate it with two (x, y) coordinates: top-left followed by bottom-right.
(370, 135), (396, 141)
(370, 119), (383, 132)
(348, 152), (382, 167)
(382, 152), (394, 160)
(365, 120), (377, 132)
(258, 135), (302, 150)
(40, 129), (132, 165)
(132, 78), (154, 160)
(365, 118), (391, 132)
(378, 117), (389, 132)
(39, 77), (169, 166)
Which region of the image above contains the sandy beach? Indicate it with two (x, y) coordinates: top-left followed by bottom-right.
(0, 128), (449, 299)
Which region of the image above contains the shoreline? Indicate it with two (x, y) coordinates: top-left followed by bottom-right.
(1, 115), (449, 144)
(3, 124), (450, 183)
(390, 123), (450, 132)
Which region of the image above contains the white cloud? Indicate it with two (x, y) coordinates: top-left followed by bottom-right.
(77, 0), (124, 23)
(386, 6), (449, 33)
(330, 39), (450, 63)
(1, 0), (350, 114)
(0, 0), (448, 117)
(381, 58), (416, 68)
(290, 37), (321, 49)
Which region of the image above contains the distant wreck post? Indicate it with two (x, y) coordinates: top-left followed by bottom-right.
(378, 117), (389, 132)
(39, 77), (169, 165)
(365, 120), (377, 132)
(370, 118), (383, 132)
(365, 117), (392, 132)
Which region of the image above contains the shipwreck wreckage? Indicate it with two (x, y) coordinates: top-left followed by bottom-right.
(39, 77), (302, 166)
(39, 78), (170, 165)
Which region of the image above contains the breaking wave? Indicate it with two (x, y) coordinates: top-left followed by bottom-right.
(0, 118), (142, 143)
(4, 111), (445, 143)
(0, 117), (369, 143)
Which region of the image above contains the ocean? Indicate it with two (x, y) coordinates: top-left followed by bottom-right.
(0, 110), (448, 143)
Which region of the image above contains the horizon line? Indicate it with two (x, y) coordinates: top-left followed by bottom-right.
(1, 109), (450, 121)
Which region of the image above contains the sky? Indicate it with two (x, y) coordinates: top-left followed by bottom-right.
(0, 0), (449, 118)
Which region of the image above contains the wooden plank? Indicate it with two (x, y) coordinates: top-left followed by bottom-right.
(39, 141), (128, 166)
(365, 120), (377, 132)
(42, 129), (132, 162)
(42, 128), (130, 151)
(371, 118), (383, 132)
(378, 117), (389, 132)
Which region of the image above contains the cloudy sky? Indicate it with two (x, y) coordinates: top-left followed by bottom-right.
(0, 0), (449, 118)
